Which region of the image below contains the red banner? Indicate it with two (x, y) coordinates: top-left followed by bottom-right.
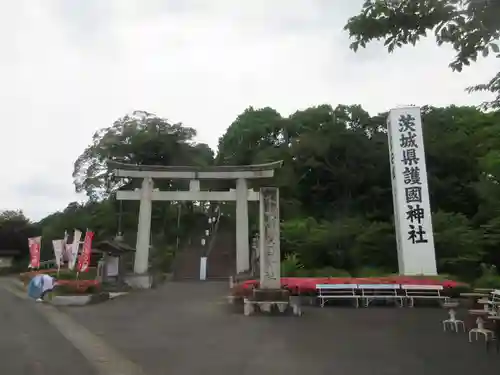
(28, 236), (42, 268)
(77, 231), (94, 272)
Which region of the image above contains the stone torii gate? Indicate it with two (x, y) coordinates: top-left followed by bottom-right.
(109, 161), (282, 289)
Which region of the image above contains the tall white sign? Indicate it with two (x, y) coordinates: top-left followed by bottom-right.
(387, 107), (437, 275)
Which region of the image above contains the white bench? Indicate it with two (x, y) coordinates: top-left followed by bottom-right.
(402, 284), (449, 307)
(316, 284), (359, 308)
(358, 284), (403, 307)
(480, 290), (500, 315)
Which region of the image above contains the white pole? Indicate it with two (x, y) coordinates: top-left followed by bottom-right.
(200, 257), (207, 281)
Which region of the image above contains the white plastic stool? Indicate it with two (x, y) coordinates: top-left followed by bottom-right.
(469, 316), (494, 342)
(442, 308), (465, 332)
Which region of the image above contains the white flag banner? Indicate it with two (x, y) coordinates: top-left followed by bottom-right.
(69, 229), (82, 271)
(65, 243), (72, 264)
(52, 239), (65, 267)
(62, 231), (69, 263)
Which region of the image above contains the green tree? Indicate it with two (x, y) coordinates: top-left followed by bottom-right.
(350, 221), (397, 272)
(344, 0), (500, 108)
(73, 110), (213, 199)
(290, 105), (391, 220)
(0, 210), (39, 262)
(432, 211), (485, 279)
(216, 106), (286, 166)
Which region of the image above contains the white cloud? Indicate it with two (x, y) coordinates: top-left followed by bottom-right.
(0, 0), (497, 221)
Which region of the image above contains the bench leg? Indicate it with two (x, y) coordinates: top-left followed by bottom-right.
(260, 302), (272, 313)
(292, 303), (302, 316)
(243, 299), (254, 316)
(320, 298), (325, 308)
(277, 303), (287, 313)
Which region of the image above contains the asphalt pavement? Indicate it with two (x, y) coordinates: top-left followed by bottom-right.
(3, 278), (500, 375)
(0, 286), (97, 375)
(65, 281), (500, 375)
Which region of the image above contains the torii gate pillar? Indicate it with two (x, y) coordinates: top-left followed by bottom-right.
(134, 177), (154, 275)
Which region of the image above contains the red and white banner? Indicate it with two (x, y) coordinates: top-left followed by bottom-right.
(77, 230), (94, 272)
(28, 236), (42, 268)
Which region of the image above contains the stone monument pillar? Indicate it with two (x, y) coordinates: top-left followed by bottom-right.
(259, 187), (281, 289)
(387, 106), (437, 275)
(236, 178), (250, 274)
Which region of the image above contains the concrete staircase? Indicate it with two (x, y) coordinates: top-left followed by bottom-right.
(206, 220), (236, 279)
(172, 244), (203, 280)
(173, 215), (236, 280)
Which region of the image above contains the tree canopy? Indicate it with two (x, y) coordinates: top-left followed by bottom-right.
(2, 103), (500, 283)
(73, 111), (213, 200)
(344, 0), (500, 109)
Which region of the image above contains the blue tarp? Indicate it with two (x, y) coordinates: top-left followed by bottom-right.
(27, 274), (44, 299)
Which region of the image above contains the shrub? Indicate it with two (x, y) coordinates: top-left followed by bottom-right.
(445, 284), (472, 298)
(19, 268), (97, 285)
(281, 253), (304, 276)
(355, 266), (389, 277)
(309, 267), (351, 278)
(50, 268), (97, 281)
(229, 284), (253, 299)
(55, 283), (100, 295)
(474, 264), (500, 289)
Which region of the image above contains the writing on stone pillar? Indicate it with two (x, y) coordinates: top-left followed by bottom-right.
(260, 187), (280, 289)
(387, 107), (437, 275)
(264, 216), (278, 281)
(398, 114), (428, 244)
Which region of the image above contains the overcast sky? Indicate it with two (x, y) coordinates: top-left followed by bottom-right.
(1, 0), (498, 221)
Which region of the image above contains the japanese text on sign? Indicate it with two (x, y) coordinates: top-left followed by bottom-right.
(398, 114), (428, 244)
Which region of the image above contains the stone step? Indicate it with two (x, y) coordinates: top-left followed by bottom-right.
(174, 230), (235, 279)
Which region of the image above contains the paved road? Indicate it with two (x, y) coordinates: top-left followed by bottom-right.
(0, 287), (97, 375)
(65, 281), (500, 375)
